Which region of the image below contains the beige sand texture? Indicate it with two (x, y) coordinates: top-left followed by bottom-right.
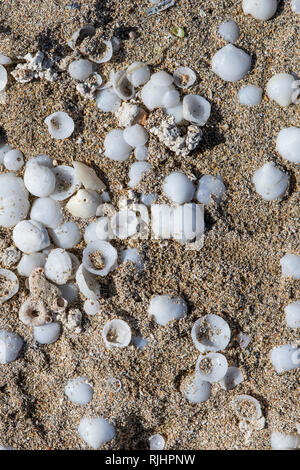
(0, 0), (299, 450)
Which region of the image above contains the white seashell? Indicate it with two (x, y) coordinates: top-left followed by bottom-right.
(172, 204), (204, 242)
(0, 330), (23, 363)
(238, 85), (263, 106)
(0, 269), (19, 303)
(128, 162), (151, 188)
(78, 417), (115, 449)
(163, 172), (195, 204)
(0, 64), (7, 91)
(162, 89), (180, 108)
(266, 73), (297, 107)
(24, 162), (56, 197)
(66, 189), (101, 218)
(183, 95), (211, 126)
(148, 294), (187, 326)
(17, 253), (47, 277)
(285, 301), (300, 328)
(75, 264), (101, 299)
(13, 220), (50, 253)
(44, 111), (74, 140)
(95, 217), (113, 240)
(0, 143), (12, 164)
(49, 221), (81, 249)
(44, 248), (73, 285)
(270, 344), (300, 373)
(112, 69), (135, 101)
(59, 283), (78, 304)
(173, 67), (196, 88)
(165, 102), (184, 124)
(67, 25), (96, 50)
(96, 87), (121, 112)
(84, 299), (100, 316)
(134, 145), (148, 161)
(292, 0), (300, 13)
(212, 44), (251, 82)
(276, 127), (300, 163)
(218, 19), (240, 43)
(84, 220), (100, 243)
(123, 124), (148, 148)
(33, 322), (61, 344)
(231, 395), (262, 421)
(252, 162), (289, 201)
(149, 434), (165, 450)
(151, 71), (173, 87)
(26, 154), (54, 168)
(242, 0), (278, 21)
(191, 315), (231, 353)
(141, 81), (175, 110)
(0, 54), (12, 65)
(280, 254), (300, 279)
(180, 373), (211, 403)
(3, 149), (24, 171)
(68, 59), (93, 81)
(91, 40), (113, 64)
(271, 432), (300, 450)
(102, 319), (132, 348)
(65, 377), (93, 405)
(110, 209), (139, 239)
(73, 161), (106, 191)
(121, 248), (143, 270)
(30, 197), (62, 229)
(219, 367), (244, 390)
(196, 175), (226, 204)
(0, 191), (30, 228)
(126, 62), (150, 87)
(51, 165), (81, 201)
(83, 240), (117, 276)
(104, 129), (133, 161)
(196, 353), (228, 383)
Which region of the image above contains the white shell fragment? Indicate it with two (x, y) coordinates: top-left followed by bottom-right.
(270, 432), (300, 450)
(112, 69), (135, 101)
(76, 264), (100, 300)
(212, 44), (251, 82)
(0, 269), (19, 303)
(96, 88), (121, 113)
(134, 145), (148, 161)
(231, 395), (262, 421)
(68, 59), (93, 81)
(242, 0), (278, 21)
(30, 197), (62, 229)
(126, 62), (150, 87)
(162, 89), (180, 108)
(128, 162), (151, 188)
(0, 330), (23, 364)
(44, 111), (74, 140)
(180, 374), (211, 403)
(270, 344), (300, 373)
(173, 67), (196, 89)
(238, 85), (263, 106)
(83, 240), (117, 276)
(148, 295), (187, 326)
(49, 221), (81, 249)
(24, 162), (56, 197)
(33, 322), (61, 344)
(280, 254), (300, 279)
(252, 162), (289, 201)
(84, 299), (100, 316)
(266, 73), (297, 107)
(149, 434), (165, 450)
(191, 315), (231, 353)
(219, 367), (244, 390)
(73, 161), (106, 191)
(276, 127), (300, 163)
(285, 301), (300, 328)
(102, 319), (132, 348)
(0, 64), (7, 91)
(3, 150), (24, 171)
(196, 175), (226, 204)
(196, 353), (228, 383)
(292, 0), (300, 13)
(78, 417), (115, 449)
(123, 125), (148, 148)
(51, 165), (81, 201)
(183, 95), (211, 126)
(0, 174), (30, 228)
(218, 19), (240, 43)
(65, 377), (94, 405)
(163, 172), (195, 204)
(17, 253), (47, 277)
(0, 54), (11, 65)
(66, 189), (101, 218)
(13, 220), (50, 253)
(104, 129), (133, 161)
(44, 248), (73, 285)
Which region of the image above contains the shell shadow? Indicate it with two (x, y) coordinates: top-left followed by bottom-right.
(115, 412), (150, 450)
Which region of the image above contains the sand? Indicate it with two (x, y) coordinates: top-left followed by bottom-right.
(0, 0), (299, 450)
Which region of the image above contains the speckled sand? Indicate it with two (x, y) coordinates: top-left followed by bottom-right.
(0, 0), (299, 450)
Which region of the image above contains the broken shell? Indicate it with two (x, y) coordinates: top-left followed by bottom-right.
(219, 367), (244, 390)
(44, 111), (74, 140)
(13, 220), (50, 253)
(19, 298), (52, 326)
(0, 330), (23, 364)
(83, 240), (117, 276)
(67, 25), (96, 51)
(231, 395), (262, 421)
(73, 161), (106, 191)
(126, 62), (150, 87)
(112, 69), (135, 101)
(24, 162), (56, 197)
(66, 189), (101, 218)
(51, 165), (81, 201)
(0, 64), (7, 91)
(44, 248), (73, 285)
(195, 353), (228, 383)
(196, 175), (226, 204)
(17, 253), (47, 277)
(75, 264), (101, 299)
(102, 319), (132, 348)
(173, 67), (196, 89)
(33, 321), (61, 344)
(0, 269), (19, 303)
(180, 373), (211, 403)
(30, 197), (63, 229)
(182, 94), (211, 126)
(49, 221), (82, 249)
(191, 315), (231, 353)
(80, 38), (113, 64)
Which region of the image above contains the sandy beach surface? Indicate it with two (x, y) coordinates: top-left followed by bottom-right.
(0, 0), (299, 450)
